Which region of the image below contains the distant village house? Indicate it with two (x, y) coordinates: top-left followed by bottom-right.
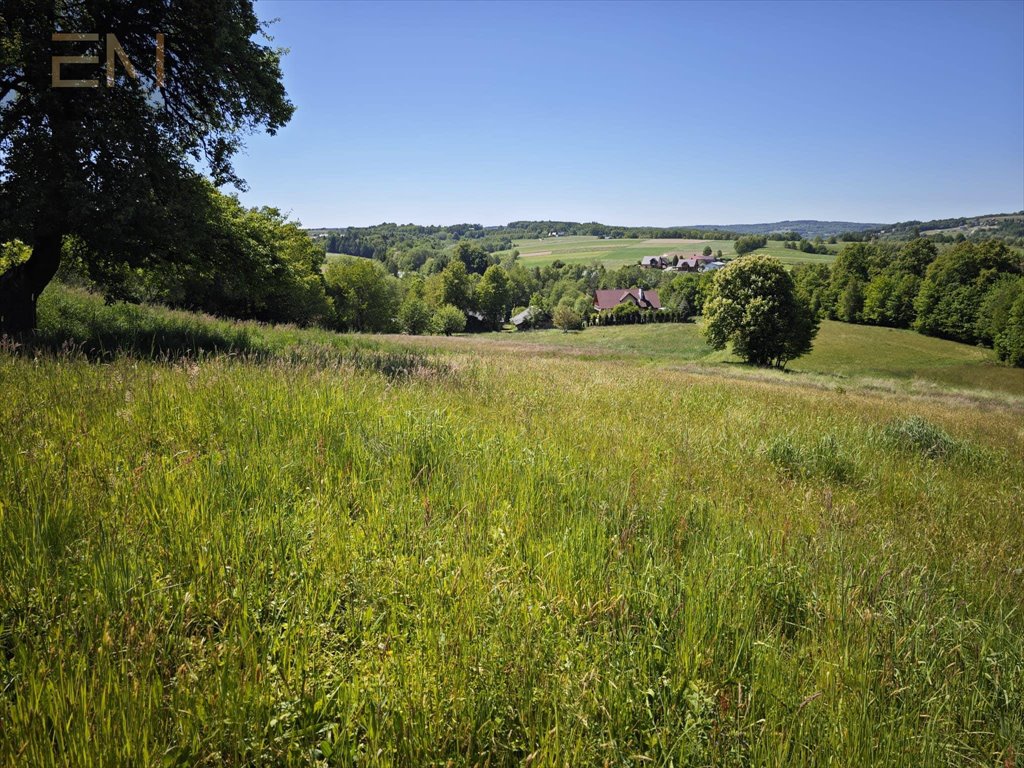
(594, 288), (662, 312)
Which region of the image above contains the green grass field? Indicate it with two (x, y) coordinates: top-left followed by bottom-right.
(471, 320), (1024, 397)
(3, 287), (1023, 766)
(512, 236), (842, 269)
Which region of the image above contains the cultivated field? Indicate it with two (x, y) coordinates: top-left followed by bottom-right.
(2, 287), (1022, 766)
(512, 236), (842, 269)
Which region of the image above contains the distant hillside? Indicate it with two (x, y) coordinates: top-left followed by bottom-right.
(873, 212), (1024, 241)
(306, 212), (1024, 259)
(683, 220), (884, 237)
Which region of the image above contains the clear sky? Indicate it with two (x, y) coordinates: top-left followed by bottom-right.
(232, 0), (1024, 228)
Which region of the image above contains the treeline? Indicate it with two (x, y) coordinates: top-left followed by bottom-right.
(322, 253), (702, 335)
(313, 220), (749, 271)
(16, 190), (709, 336)
(839, 212), (1024, 246)
(791, 239), (1024, 366)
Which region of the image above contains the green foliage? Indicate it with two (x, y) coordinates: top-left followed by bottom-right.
(0, 239), (31, 273)
(914, 240), (1020, 343)
(398, 293), (433, 335)
(150, 191), (332, 326)
(703, 256), (820, 368)
(791, 264), (831, 318)
(734, 235), (768, 256)
(0, 0), (294, 332)
(994, 293), (1024, 366)
(476, 265), (512, 328)
(453, 240), (492, 274)
(432, 303), (467, 335)
(323, 257), (398, 332)
(661, 272), (712, 315)
(975, 275), (1024, 345)
(552, 303), (583, 332)
(429, 260), (474, 314)
(861, 273), (920, 328)
(611, 301), (641, 318)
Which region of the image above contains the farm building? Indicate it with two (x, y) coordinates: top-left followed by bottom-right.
(640, 255), (668, 269)
(669, 252), (716, 272)
(594, 288), (662, 312)
(510, 306), (539, 329)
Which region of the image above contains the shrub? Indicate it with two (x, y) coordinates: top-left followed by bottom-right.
(432, 304), (466, 336)
(552, 303), (583, 332)
(398, 294), (433, 335)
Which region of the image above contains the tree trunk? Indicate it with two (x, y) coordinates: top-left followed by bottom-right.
(0, 233), (62, 336)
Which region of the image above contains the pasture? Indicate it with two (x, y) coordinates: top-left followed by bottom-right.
(470, 320), (1024, 397)
(512, 236), (842, 269)
(2, 287), (1022, 766)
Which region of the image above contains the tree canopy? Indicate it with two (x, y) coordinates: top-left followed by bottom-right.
(703, 256), (819, 369)
(0, 0), (294, 333)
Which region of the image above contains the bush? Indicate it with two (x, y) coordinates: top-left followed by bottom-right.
(552, 303), (583, 332)
(432, 304), (466, 336)
(398, 294), (433, 335)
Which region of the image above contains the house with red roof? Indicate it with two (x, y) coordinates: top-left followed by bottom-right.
(593, 287), (662, 312)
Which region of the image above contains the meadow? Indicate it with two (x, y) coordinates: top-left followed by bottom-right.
(1, 287), (1022, 766)
(511, 236), (842, 269)
(469, 321), (1024, 397)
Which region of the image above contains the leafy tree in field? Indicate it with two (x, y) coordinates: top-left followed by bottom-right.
(476, 265), (512, 328)
(914, 240), (1020, 343)
(702, 246), (713, 257)
(0, 0), (293, 333)
(703, 256), (819, 369)
(432, 304), (466, 336)
(734, 235), (768, 256)
(323, 257), (397, 332)
(552, 302), (583, 332)
(994, 293), (1024, 366)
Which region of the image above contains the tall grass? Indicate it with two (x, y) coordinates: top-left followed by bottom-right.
(1, 294), (1022, 765)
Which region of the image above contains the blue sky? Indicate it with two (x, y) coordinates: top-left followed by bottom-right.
(233, 0), (1024, 227)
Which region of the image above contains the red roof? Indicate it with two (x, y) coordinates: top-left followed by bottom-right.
(594, 288), (662, 311)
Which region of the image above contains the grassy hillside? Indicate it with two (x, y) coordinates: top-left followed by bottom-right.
(474, 320), (1024, 397)
(513, 236), (841, 269)
(3, 289), (1023, 765)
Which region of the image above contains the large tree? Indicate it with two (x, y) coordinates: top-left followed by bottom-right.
(0, 0), (293, 333)
(703, 255), (819, 369)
